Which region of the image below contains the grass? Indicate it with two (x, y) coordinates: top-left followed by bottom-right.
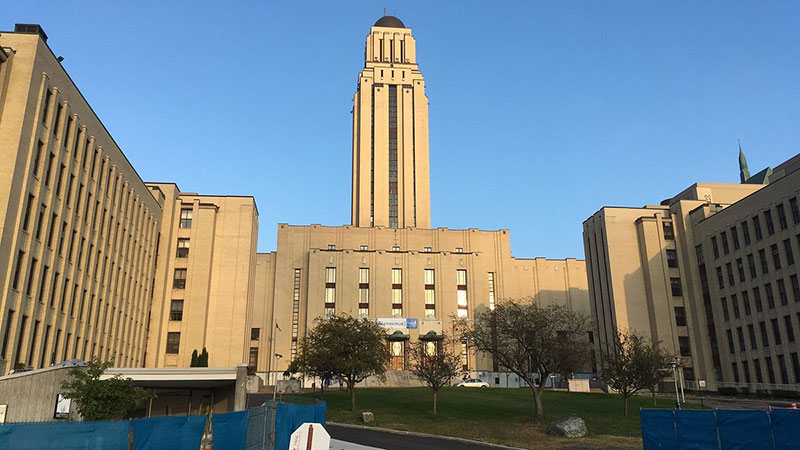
(311, 387), (702, 449)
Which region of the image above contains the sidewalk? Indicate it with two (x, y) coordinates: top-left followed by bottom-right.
(330, 439), (384, 450)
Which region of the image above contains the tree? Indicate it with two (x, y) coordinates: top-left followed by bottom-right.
(406, 337), (461, 416)
(457, 300), (591, 420)
(60, 358), (153, 421)
(293, 315), (390, 411)
(190, 349), (199, 367)
(600, 330), (671, 415)
(190, 348), (209, 367)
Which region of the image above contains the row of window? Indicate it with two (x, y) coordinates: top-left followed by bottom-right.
(730, 352), (800, 385)
(725, 314), (799, 355)
(327, 244), (465, 253)
(720, 276), (800, 321)
(715, 235), (798, 291)
(711, 198), (800, 260)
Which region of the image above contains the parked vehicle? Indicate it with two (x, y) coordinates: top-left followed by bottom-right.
(455, 378), (489, 388)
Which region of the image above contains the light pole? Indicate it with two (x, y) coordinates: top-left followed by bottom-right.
(270, 323), (281, 400)
(667, 361), (680, 409)
(272, 353), (283, 401)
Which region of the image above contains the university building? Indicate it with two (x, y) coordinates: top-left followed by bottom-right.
(0, 17), (590, 386)
(584, 152), (800, 392)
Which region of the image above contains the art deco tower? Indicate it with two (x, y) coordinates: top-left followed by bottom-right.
(351, 16), (431, 229)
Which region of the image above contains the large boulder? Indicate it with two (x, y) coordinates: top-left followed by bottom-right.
(547, 414), (587, 438)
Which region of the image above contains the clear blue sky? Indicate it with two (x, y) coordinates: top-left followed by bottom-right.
(6, 1), (799, 259)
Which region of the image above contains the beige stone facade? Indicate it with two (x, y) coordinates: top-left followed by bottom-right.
(144, 184), (258, 369)
(585, 156), (800, 392)
(0, 26), (162, 375)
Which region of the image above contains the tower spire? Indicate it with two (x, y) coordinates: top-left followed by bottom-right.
(738, 140), (750, 183)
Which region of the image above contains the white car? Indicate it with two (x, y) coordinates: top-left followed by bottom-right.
(455, 378), (490, 388)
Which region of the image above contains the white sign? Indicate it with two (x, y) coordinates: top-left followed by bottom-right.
(54, 394), (71, 419)
(377, 318), (418, 329)
(289, 423), (329, 450)
(698, 380), (706, 388)
(0, 405), (7, 423)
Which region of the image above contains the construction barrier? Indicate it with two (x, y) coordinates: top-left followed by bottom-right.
(641, 408), (800, 450)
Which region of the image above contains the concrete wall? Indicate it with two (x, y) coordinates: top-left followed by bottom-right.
(0, 366), (77, 422)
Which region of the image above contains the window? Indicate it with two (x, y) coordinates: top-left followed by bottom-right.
(771, 318), (782, 346)
(423, 247), (432, 252)
(778, 279), (788, 306)
(759, 321), (769, 347)
(456, 269), (468, 318)
(678, 336), (691, 356)
(47, 213), (57, 247)
(424, 269), (435, 318)
(26, 258), (38, 296)
(251, 328), (260, 340)
(721, 231), (729, 255)
(726, 330), (735, 354)
(731, 362), (740, 383)
(741, 291), (751, 315)
(753, 359), (764, 383)
(791, 275), (800, 302)
(777, 204), (788, 230)
(327, 244), (336, 250)
(173, 269), (187, 289)
(670, 278), (682, 297)
(666, 249), (679, 268)
(291, 269), (301, 360)
(747, 254), (757, 278)
(721, 297), (729, 321)
(176, 238), (190, 258)
(663, 222), (675, 240)
(748, 324), (758, 349)
(674, 306), (687, 326)
(44, 152), (55, 186)
(764, 210), (775, 236)
(790, 197), (800, 225)
(358, 268), (370, 316)
(711, 236), (719, 259)
(731, 294), (740, 319)
(778, 355), (789, 384)
(792, 354), (800, 383)
(455, 247), (464, 253)
(391, 268), (402, 317)
(759, 249), (769, 274)
(716, 267), (724, 289)
(487, 272), (496, 310)
(784, 239), (795, 266)
(391, 246), (400, 251)
(166, 332), (180, 354)
(22, 194), (34, 232)
(325, 267), (336, 316)
(742, 221), (751, 245)
(249, 347), (259, 367)
(169, 300), (183, 321)
(42, 89), (52, 124)
(736, 327), (745, 352)
(726, 263), (735, 286)
(731, 227), (740, 250)
(765, 357), (776, 384)
(460, 340), (468, 371)
(0, 310), (14, 360)
(771, 244), (782, 270)
(742, 360), (751, 383)
(753, 216), (763, 241)
(765, 283), (775, 309)
(754, 287), (764, 313)
(785, 316), (796, 343)
(12, 250), (25, 290)
(179, 208), (192, 228)
(360, 245), (368, 251)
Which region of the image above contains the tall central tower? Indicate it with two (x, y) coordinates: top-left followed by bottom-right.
(351, 16), (431, 229)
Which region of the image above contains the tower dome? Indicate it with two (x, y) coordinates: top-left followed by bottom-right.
(373, 16), (405, 28)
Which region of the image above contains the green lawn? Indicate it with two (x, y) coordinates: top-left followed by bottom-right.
(312, 387), (698, 449)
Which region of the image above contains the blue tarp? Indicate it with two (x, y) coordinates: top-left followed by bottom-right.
(212, 410), (248, 450)
(0, 420), (129, 450)
(675, 410), (718, 450)
(717, 410), (772, 450)
(642, 408), (800, 450)
(131, 415), (207, 450)
(274, 402), (327, 450)
(641, 409), (676, 449)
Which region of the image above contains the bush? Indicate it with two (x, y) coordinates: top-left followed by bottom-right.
(770, 390), (800, 400)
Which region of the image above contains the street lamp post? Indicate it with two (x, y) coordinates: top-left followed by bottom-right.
(667, 361), (680, 409)
(270, 323), (281, 400)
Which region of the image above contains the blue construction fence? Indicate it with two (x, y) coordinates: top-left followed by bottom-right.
(641, 408), (800, 450)
(0, 401), (325, 450)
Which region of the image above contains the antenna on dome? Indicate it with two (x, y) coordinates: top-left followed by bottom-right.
(383, 6), (386, 16)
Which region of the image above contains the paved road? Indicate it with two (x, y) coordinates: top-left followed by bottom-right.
(327, 423), (518, 450)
